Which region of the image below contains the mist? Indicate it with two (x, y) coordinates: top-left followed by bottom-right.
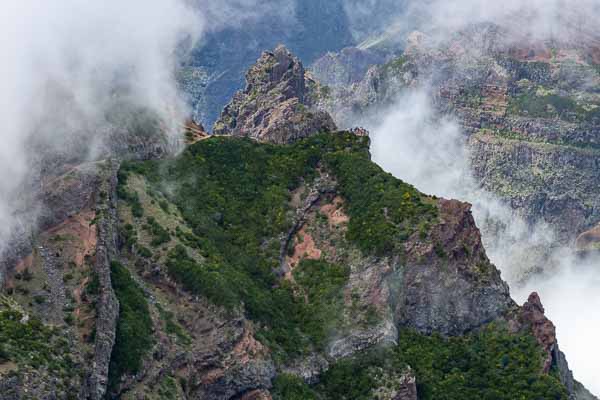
(369, 89), (600, 394)
(341, 0), (600, 49)
(0, 0), (206, 258)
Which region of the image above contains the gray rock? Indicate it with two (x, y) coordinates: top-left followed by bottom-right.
(213, 45), (336, 144)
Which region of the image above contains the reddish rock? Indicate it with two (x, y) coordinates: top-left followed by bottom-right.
(519, 292), (557, 373)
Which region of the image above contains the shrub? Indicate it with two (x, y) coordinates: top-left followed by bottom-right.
(119, 133), (435, 360)
(107, 261), (153, 390)
(314, 326), (568, 400)
(272, 374), (317, 400)
(144, 217), (171, 247)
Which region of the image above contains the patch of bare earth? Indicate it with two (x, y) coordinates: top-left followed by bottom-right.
(319, 196), (349, 228)
(285, 228), (322, 281)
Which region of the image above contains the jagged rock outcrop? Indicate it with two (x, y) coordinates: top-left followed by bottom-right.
(0, 160), (122, 399)
(513, 292), (598, 400)
(178, 0), (354, 128)
(395, 370), (418, 400)
(213, 45), (336, 144)
(87, 161), (120, 400)
(398, 199), (513, 335)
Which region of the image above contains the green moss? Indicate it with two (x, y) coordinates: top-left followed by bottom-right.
(107, 261), (153, 391)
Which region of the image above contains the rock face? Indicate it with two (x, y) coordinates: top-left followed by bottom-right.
(0, 161), (121, 399)
(213, 45), (336, 144)
(87, 161), (120, 400)
(398, 199), (513, 336)
(514, 292), (598, 400)
(311, 47), (389, 87)
(178, 0), (355, 128)
(0, 45), (591, 400)
(395, 370), (418, 400)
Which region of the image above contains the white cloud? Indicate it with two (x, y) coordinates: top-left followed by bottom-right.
(0, 0), (202, 253)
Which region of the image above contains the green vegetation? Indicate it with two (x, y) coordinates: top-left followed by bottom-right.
(382, 55), (408, 76)
(0, 309), (71, 371)
(117, 170), (143, 218)
(156, 303), (191, 345)
(107, 261), (153, 391)
(157, 376), (180, 399)
(291, 259), (350, 345)
(274, 326), (566, 400)
(143, 216), (171, 247)
(326, 151), (437, 255)
(480, 128), (600, 152)
(507, 88), (600, 123)
(114, 132), (570, 397)
(272, 374), (318, 400)
(395, 327), (567, 400)
(118, 132), (434, 360)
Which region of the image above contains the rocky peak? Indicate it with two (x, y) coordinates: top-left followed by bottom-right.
(514, 292), (599, 399)
(213, 45), (336, 144)
(519, 292), (557, 373)
(248, 44), (306, 102)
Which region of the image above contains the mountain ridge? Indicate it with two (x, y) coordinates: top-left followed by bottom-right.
(0, 43), (594, 399)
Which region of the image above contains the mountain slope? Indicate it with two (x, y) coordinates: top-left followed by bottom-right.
(0, 45), (588, 400)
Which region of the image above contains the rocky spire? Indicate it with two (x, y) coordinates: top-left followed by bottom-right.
(213, 45), (336, 144)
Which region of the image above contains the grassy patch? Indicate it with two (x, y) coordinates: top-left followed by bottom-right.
(0, 307), (74, 379)
(507, 88), (599, 123)
(272, 374), (318, 400)
(156, 303), (191, 345)
(143, 216), (171, 247)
